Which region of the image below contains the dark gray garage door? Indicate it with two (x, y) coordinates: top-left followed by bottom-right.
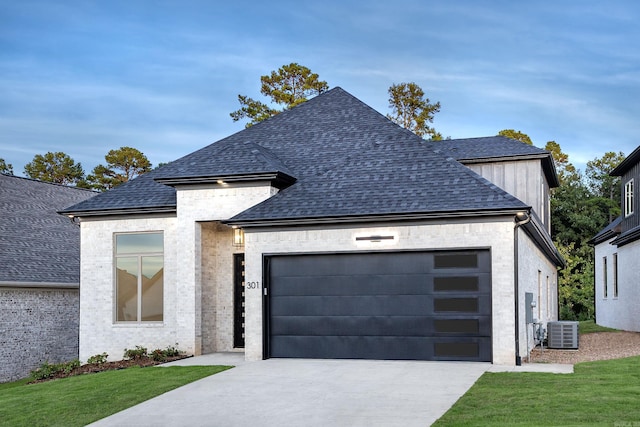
(265, 250), (491, 362)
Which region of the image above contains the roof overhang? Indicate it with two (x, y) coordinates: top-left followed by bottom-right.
(456, 153), (560, 188)
(154, 172), (296, 189)
(610, 225), (640, 247)
(0, 281), (79, 289)
(59, 205), (177, 218)
(610, 145), (640, 176)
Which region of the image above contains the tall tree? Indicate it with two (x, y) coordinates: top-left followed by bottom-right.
(0, 158), (13, 175)
(23, 152), (85, 185)
(86, 146), (152, 191)
(498, 129), (533, 145)
(387, 82), (441, 139)
(231, 63), (329, 127)
(585, 151), (625, 203)
(545, 140), (579, 185)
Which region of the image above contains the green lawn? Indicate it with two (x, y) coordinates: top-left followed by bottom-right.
(434, 356), (640, 426)
(579, 319), (619, 334)
(0, 365), (231, 427)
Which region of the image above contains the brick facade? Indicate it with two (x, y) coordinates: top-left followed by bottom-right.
(0, 287), (79, 382)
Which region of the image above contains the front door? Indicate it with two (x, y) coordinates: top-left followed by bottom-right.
(233, 253), (246, 348)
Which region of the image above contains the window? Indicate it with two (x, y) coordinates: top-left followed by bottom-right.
(625, 179), (634, 217)
(546, 276), (551, 320)
(115, 232), (164, 322)
(603, 256), (608, 299)
(537, 270), (542, 319)
(613, 253), (618, 298)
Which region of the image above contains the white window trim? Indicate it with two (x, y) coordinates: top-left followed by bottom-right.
(625, 179), (634, 217)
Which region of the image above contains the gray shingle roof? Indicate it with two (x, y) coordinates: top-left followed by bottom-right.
(63, 87), (529, 222)
(0, 174), (95, 284)
(434, 136), (560, 188)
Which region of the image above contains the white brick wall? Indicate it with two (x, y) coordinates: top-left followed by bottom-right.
(243, 218), (519, 365)
(595, 238), (640, 331)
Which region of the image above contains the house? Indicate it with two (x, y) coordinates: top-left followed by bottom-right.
(0, 174), (95, 382)
(61, 87), (562, 365)
(592, 146), (640, 331)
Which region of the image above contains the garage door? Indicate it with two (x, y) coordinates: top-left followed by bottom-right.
(265, 250), (491, 361)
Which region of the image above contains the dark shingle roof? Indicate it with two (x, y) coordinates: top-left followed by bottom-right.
(63, 87), (529, 222)
(434, 136), (560, 188)
(0, 174), (95, 284)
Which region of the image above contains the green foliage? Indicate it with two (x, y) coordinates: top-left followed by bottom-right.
(86, 353), (108, 365)
(123, 345), (148, 360)
(0, 158), (13, 175)
(150, 344), (182, 361)
(387, 82), (441, 139)
(497, 129), (533, 145)
(23, 151), (85, 185)
(585, 151), (625, 221)
(1, 366), (230, 427)
(434, 356), (640, 426)
(86, 146), (152, 191)
(545, 140), (579, 185)
(579, 319), (618, 334)
(231, 63), (328, 127)
(30, 359), (81, 381)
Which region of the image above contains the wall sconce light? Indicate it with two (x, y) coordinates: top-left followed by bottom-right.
(233, 228), (245, 247)
(355, 235), (394, 243)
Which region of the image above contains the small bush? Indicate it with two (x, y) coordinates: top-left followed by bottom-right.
(150, 345), (183, 362)
(87, 353), (108, 365)
(123, 346), (148, 360)
(30, 359), (80, 381)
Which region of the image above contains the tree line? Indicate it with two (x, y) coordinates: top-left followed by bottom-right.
(1, 63), (623, 320)
(0, 147), (151, 192)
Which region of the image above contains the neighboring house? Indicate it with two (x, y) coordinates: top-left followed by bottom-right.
(592, 146), (640, 331)
(61, 87), (562, 366)
(0, 174), (95, 382)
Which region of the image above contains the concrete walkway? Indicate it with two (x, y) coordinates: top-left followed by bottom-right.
(89, 354), (572, 427)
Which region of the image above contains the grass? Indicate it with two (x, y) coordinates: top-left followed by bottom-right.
(0, 365), (231, 427)
(434, 356), (640, 426)
(579, 319), (619, 334)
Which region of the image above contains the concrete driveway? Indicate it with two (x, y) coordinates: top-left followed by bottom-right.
(89, 354), (490, 427)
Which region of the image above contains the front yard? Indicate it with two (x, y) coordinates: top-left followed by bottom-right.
(0, 365), (230, 426)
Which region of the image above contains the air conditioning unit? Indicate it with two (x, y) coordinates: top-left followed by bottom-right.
(547, 321), (579, 349)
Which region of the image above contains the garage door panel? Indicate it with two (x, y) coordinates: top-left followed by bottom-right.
(271, 315), (492, 337)
(267, 250), (492, 362)
(270, 274), (435, 297)
(270, 336), (492, 361)
(271, 295), (437, 316)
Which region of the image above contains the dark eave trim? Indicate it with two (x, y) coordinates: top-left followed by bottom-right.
(0, 281), (79, 289)
(610, 145), (640, 176)
(610, 225), (640, 247)
(58, 205), (177, 218)
(520, 214), (565, 268)
(154, 172), (296, 189)
(224, 208), (526, 228)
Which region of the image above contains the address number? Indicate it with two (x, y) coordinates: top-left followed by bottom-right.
(246, 281), (260, 289)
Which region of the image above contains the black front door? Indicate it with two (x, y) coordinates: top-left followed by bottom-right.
(233, 253), (246, 348)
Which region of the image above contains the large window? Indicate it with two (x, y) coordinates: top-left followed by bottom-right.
(625, 179), (634, 217)
(115, 232), (164, 322)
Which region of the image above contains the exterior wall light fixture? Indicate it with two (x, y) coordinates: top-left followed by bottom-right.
(355, 235), (394, 243)
(233, 227), (245, 247)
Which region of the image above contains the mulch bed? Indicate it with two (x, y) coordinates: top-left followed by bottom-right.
(29, 355), (192, 383)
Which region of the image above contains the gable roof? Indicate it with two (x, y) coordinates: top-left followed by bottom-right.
(434, 137), (560, 188)
(63, 87), (529, 223)
(610, 145), (640, 176)
(0, 174), (95, 286)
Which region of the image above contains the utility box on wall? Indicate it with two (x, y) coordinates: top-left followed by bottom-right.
(525, 292), (535, 324)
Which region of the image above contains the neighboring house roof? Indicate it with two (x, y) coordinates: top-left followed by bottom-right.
(63, 87), (528, 222)
(610, 145), (640, 176)
(590, 216), (622, 245)
(0, 174), (95, 286)
(434, 137), (560, 188)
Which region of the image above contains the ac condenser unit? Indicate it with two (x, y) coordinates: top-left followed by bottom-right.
(547, 321), (579, 349)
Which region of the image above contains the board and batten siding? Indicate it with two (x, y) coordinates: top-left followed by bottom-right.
(465, 159), (550, 230)
(620, 162), (640, 233)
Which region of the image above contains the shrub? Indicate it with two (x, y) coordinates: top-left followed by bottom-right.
(30, 359), (81, 381)
(87, 353), (108, 365)
(150, 345), (183, 362)
(123, 345), (148, 360)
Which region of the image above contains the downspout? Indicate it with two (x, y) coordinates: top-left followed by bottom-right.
(514, 211), (531, 366)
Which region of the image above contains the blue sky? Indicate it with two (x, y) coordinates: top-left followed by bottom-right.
(1, 1), (639, 175)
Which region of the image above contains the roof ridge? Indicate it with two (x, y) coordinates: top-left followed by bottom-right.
(0, 173), (96, 193)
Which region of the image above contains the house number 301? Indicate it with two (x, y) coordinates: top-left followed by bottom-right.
(246, 281), (260, 289)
